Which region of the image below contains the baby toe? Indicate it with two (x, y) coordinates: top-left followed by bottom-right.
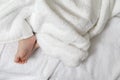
(14, 56), (20, 63)
(20, 60), (27, 64)
(21, 56), (28, 63)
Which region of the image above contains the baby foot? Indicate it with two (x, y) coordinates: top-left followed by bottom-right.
(14, 35), (39, 64)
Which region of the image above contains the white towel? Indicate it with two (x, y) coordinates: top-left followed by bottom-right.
(0, 17), (120, 80)
(0, 0), (116, 67)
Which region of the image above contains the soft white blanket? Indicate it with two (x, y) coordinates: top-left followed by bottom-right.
(0, 0), (116, 67)
(0, 0), (120, 80)
(0, 16), (120, 80)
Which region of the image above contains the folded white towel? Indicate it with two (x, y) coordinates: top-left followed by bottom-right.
(0, 0), (115, 67)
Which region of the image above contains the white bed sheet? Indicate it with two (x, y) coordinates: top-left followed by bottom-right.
(0, 17), (120, 80)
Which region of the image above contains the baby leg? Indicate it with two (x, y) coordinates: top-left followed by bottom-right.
(14, 35), (39, 64)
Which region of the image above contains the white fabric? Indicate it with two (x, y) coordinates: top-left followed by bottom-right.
(0, 0), (116, 67)
(0, 43), (60, 80)
(0, 17), (120, 80)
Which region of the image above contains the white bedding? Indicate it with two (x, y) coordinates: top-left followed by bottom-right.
(0, 0), (116, 67)
(0, 17), (120, 80)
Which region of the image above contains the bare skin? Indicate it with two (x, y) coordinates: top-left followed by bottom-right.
(14, 35), (39, 64)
